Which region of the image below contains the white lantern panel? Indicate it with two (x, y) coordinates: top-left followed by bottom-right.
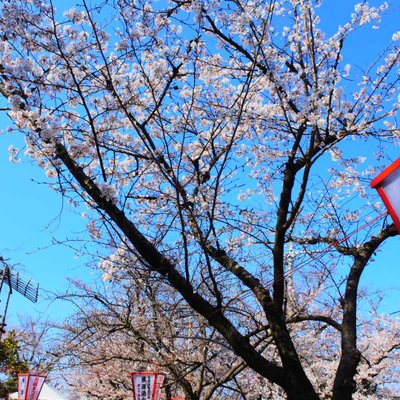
(132, 374), (156, 400)
(380, 166), (400, 219)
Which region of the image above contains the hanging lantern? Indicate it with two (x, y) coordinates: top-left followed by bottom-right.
(370, 158), (400, 232)
(18, 373), (46, 400)
(130, 372), (165, 400)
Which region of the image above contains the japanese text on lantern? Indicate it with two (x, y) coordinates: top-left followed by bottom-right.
(131, 372), (165, 400)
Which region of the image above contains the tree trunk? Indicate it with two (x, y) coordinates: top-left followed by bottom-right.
(285, 376), (320, 400)
(332, 227), (398, 400)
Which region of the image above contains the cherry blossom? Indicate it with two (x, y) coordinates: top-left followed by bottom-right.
(0, 0), (399, 399)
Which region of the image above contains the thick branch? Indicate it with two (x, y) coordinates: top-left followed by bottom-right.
(54, 141), (286, 387)
(332, 224), (398, 400)
(288, 314), (342, 332)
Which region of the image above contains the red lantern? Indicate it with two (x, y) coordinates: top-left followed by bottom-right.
(130, 372), (165, 400)
(18, 373), (46, 400)
(370, 158), (400, 232)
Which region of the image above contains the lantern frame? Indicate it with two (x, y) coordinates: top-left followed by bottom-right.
(130, 371), (165, 400)
(17, 373), (46, 400)
(370, 157), (400, 232)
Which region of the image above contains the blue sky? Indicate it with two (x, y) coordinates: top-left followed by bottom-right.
(0, 0), (400, 326)
(0, 131), (90, 323)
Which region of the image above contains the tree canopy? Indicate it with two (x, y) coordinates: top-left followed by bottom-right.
(0, 0), (399, 399)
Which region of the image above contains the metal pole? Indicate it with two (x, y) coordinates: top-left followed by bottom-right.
(0, 264), (11, 341)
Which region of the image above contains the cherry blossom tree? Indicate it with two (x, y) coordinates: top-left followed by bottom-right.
(54, 275), (400, 400)
(0, 0), (399, 398)
(14, 317), (60, 374)
(55, 277), (254, 400)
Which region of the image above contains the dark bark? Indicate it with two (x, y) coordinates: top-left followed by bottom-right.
(206, 246), (319, 398)
(54, 142), (288, 388)
(332, 225), (398, 400)
(0, 12), (396, 394)
(264, 303), (320, 400)
(54, 141), (323, 399)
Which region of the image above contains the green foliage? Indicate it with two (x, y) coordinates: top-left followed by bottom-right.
(0, 331), (29, 397)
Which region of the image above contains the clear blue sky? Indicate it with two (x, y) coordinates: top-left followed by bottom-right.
(0, 0), (399, 326)
(0, 131), (90, 323)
